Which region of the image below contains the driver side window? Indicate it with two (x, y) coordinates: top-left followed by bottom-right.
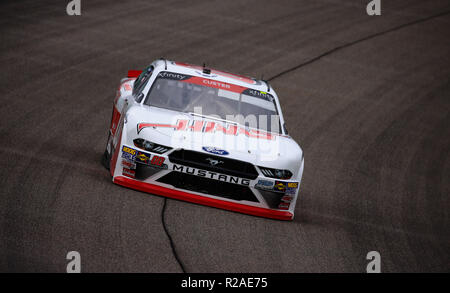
(133, 66), (154, 102)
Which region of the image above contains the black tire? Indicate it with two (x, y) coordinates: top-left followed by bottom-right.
(101, 132), (112, 170)
(101, 150), (110, 170)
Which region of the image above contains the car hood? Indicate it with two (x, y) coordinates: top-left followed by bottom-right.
(125, 105), (303, 172)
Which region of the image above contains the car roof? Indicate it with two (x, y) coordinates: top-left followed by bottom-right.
(153, 59), (273, 94)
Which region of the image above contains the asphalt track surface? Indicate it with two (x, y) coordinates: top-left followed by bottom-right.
(0, 0), (449, 273)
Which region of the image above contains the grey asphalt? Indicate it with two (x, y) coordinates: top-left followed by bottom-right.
(0, 0), (449, 272)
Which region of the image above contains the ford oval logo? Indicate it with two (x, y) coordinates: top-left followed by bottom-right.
(202, 147), (229, 156)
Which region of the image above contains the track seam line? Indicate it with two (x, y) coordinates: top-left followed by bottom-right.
(161, 198), (186, 273)
(267, 10), (450, 81)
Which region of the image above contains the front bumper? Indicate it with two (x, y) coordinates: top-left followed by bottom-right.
(113, 175), (294, 220)
(111, 139), (301, 220)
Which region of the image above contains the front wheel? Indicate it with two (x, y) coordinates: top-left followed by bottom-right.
(101, 132), (112, 170)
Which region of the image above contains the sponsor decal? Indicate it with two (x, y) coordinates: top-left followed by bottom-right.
(202, 146), (229, 156)
(278, 202), (290, 210)
(157, 71), (248, 93)
(286, 182), (299, 195)
(122, 153), (134, 161)
(122, 168), (135, 178)
(255, 179), (274, 190)
(122, 159), (136, 169)
(122, 146), (137, 155)
(281, 195), (293, 202)
(241, 88), (274, 102)
(172, 164), (250, 186)
(175, 63), (257, 85)
(285, 188), (297, 195)
(274, 181), (287, 192)
(185, 76), (246, 94)
(202, 79), (230, 89)
(125, 149), (166, 168)
(137, 120), (275, 140)
(122, 152), (134, 161)
(287, 182), (298, 188)
(176, 119), (274, 140)
(136, 151), (151, 163)
(157, 72), (191, 81)
(121, 146), (137, 160)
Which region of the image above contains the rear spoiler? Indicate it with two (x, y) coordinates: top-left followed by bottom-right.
(127, 70), (142, 78)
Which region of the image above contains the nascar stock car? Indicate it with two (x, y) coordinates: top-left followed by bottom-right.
(102, 59), (304, 220)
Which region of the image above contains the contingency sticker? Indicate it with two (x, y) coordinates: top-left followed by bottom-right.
(135, 151), (151, 164)
(122, 168), (135, 178)
(122, 159), (136, 169)
(273, 181), (287, 192)
(255, 179), (274, 190)
(285, 182), (299, 195)
(122, 146), (137, 161)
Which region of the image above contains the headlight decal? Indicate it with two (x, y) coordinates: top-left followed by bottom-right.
(133, 138), (172, 154)
(258, 166), (293, 179)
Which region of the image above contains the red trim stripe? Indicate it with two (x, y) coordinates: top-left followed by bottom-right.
(137, 123), (176, 134)
(113, 176), (293, 220)
(181, 76), (247, 94)
(175, 62), (256, 85)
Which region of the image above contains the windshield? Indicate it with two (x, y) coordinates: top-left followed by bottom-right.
(144, 72), (281, 133)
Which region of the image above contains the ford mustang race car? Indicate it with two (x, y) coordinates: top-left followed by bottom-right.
(102, 59), (304, 220)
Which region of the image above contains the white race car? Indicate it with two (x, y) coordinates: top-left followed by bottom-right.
(102, 59), (304, 220)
